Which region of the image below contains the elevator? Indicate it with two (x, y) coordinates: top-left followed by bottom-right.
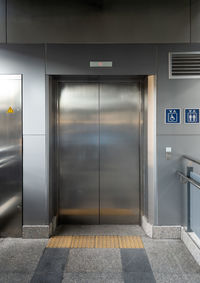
(56, 78), (142, 225)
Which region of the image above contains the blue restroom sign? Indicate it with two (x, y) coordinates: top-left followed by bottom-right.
(185, 109), (199, 124)
(165, 109), (181, 124)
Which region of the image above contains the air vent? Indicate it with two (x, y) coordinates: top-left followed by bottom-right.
(169, 52), (200, 79)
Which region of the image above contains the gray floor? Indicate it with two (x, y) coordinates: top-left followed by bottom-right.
(0, 238), (48, 283)
(143, 237), (200, 283)
(0, 226), (200, 283)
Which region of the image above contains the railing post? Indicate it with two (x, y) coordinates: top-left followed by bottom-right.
(187, 166), (193, 232)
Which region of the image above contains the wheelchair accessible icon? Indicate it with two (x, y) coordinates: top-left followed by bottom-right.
(165, 109), (181, 124)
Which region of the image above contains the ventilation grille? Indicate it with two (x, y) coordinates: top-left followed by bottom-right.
(169, 52), (200, 79)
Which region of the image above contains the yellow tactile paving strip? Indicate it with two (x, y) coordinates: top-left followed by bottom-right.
(47, 236), (144, 249)
(47, 236), (72, 248)
(71, 236), (95, 248)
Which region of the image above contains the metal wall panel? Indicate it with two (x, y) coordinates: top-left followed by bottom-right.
(7, 0), (190, 43)
(0, 75), (22, 237)
(23, 135), (48, 225)
(100, 83), (140, 224)
(147, 76), (157, 225)
(0, 0), (6, 43)
(46, 44), (157, 76)
(58, 83), (99, 224)
(0, 45), (48, 226)
(0, 45), (46, 135)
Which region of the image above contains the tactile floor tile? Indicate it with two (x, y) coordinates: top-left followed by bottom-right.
(47, 236), (72, 248)
(47, 235), (144, 249)
(71, 236), (95, 248)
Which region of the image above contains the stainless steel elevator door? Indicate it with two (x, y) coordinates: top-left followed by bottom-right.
(100, 83), (140, 224)
(58, 81), (140, 225)
(58, 83), (99, 224)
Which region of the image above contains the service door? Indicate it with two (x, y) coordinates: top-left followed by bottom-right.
(0, 75), (22, 237)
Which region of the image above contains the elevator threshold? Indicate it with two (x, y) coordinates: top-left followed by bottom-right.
(47, 235), (144, 249)
(59, 208), (135, 216)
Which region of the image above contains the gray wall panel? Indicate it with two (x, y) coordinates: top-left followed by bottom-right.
(23, 135), (48, 225)
(0, 0), (6, 43)
(157, 44), (200, 136)
(7, 0), (190, 43)
(191, 0), (200, 43)
(157, 135), (200, 225)
(157, 44), (200, 225)
(46, 44), (157, 75)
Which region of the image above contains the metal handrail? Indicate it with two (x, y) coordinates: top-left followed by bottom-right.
(183, 155), (200, 166)
(177, 170), (200, 190)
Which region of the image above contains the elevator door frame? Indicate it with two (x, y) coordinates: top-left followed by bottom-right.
(54, 76), (146, 225)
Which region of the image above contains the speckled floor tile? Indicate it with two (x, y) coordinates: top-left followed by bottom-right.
(142, 238), (183, 274)
(33, 248), (69, 274)
(31, 248), (69, 283)
(142, 237), (171, 252)
(66, 248), (122, 273)
(153, 272), (187, 283)
(167, 240), (200, 274)
(123, 272), (156, 283)
(31, 272), (63, 283)
(0, 272), (32, 283)
(120, 249), (153, 273)
(0, 238), (47, 273)
(184, 273), (200, 283)
(62, 272), (124, 283)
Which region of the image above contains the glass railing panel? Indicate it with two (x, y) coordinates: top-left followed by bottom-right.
(190, 171), (200, 238)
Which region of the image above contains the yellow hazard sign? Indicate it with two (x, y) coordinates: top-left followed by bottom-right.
(7, 106), (14, 113)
